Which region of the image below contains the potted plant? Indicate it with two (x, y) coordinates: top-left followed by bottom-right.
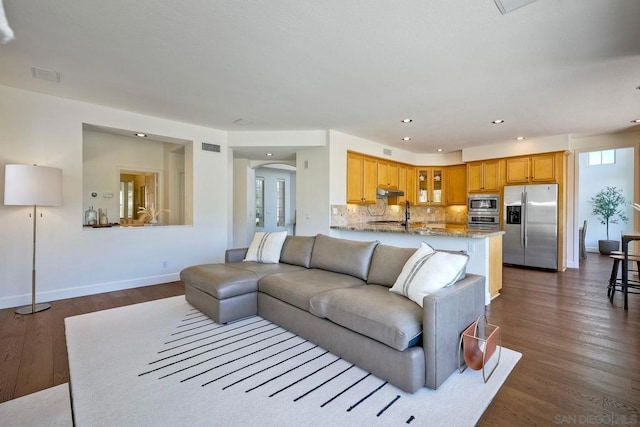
(589, 186), (628, 255)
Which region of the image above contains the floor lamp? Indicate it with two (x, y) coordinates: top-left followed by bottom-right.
(4, 164), (63, 315)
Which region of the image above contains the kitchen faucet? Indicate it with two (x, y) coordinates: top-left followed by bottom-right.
(404, 201), (410, 230)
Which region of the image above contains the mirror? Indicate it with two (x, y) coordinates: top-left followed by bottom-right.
(83, 124), (192, 227)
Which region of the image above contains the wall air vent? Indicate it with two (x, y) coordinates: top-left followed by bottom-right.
(494, 0), (536, 14)
(202, 143), (220, 153)
(31, 66), (60, 82)
(383, 148), (392, 156)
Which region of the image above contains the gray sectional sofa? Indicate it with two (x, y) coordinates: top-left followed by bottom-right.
(180, 234), (485, 393)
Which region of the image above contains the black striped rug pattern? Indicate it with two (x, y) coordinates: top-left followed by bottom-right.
(138, 307), (419, 424)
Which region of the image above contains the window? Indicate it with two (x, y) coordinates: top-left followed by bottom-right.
(588, 149), (615, 166)
(255, 177), (264, 228)
(276, 179), (285, 227)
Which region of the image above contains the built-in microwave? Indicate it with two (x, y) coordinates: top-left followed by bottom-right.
(467, 194), (500, 214)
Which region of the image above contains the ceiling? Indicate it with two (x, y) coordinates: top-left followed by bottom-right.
(1, 0), (639, 158)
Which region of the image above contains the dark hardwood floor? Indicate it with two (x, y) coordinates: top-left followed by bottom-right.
(1, 256), (638, 425)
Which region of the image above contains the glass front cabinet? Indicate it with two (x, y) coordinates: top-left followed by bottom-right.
(416, 167), (444, 206)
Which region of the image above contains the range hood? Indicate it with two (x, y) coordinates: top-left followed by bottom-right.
(377, 188), (405, 198)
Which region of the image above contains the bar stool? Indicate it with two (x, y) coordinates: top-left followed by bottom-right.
(607, 251), (640, 302)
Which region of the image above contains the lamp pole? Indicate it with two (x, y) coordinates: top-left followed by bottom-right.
(15, 204), (51, 314)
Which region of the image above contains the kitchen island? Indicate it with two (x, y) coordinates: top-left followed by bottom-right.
(330, 223), (504, 304)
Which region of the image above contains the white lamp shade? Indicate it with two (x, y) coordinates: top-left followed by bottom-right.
(4, 164), (63, 206)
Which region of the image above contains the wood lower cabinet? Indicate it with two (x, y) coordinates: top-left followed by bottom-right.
(489, 235), (503, 298)
(347, 152), (377, 204)
(445, 164), (467, 205)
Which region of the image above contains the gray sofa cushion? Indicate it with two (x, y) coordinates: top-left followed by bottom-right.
(309, 285), (423, 351)
(367, 244), (417, 287)
(280, 235), (316, 268)
(227, 261), (305, 279)
(181, 262), (305, 300)
(258, 269), (365, 312)
(180, 264), (259, 299)
(309, 234), (378, 280)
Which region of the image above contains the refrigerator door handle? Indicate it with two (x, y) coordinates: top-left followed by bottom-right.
(523, 191), (528, 249)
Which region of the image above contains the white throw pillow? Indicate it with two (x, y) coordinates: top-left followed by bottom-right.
(243, 231), (288, 263)
(390, 243), (469, 307)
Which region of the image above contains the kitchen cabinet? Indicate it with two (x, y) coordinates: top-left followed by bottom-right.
(347, 152), (377, 204)
(467, 160), (500, 193)
(445, 164), (467, 205)
(505, 153), (556, 184)
(377, 160), (399, 189)
(397, 164), (416, 205)
(416, 167), (444, 205)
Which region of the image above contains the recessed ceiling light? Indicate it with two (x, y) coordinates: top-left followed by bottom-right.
(516, 136), (525, 141)
(492, 119), (504, 124)
(266, 152), (274, 157)
(436, 148), (444, 152)
(135, 133), (147, 137)
(401, 119), (413, 123)
(631, 119), (640, 123)
(402, 137), (411, 141)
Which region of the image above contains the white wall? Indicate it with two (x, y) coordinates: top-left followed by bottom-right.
(296, 144), (331, 236)
(0, 85), (229, 309)
(83, 130), (166, 222)
(232, 158), (255, 248)
(462, 135), (571, 162)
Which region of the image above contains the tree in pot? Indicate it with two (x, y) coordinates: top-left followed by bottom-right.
(589, 186), (628, 255)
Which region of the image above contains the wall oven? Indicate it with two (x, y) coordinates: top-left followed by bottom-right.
(467, 194), (500, 230)
(467, 214), (500, 230)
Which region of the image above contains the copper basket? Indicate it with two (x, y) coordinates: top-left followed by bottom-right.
(458, 314), (501, 383)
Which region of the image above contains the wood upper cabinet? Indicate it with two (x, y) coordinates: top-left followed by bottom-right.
(467, 160), (500, 193)
(347, 152), (377, 204)
(397, 164), (416, 205)
(505, 157), (530, 184)
(505, 153), (556, 184)
(530, 153), (556, 182)
(445, 164), (467, 205)
(377, 160), (399, 189)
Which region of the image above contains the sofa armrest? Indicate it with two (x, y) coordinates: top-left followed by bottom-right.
(225, 248), (249, 263)
(422, 273), (485, 389)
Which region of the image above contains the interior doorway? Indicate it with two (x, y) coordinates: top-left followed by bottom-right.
(577, 147), (635, 255)
(254, 165), (296, 235)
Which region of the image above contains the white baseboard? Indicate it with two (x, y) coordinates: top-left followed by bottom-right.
(0, 273), (180, 310)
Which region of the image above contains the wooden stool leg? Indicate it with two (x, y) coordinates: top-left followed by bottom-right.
(608, 258), (620, 301)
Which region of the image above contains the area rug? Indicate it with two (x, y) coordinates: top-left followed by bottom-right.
(65, 296), (521, 426)
(0, 383), (72, 427)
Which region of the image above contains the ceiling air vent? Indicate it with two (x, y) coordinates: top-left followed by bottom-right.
(202, 143), (220, 153)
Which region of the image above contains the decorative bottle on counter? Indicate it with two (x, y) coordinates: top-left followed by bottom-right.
(99, 208), (108, 225)
(85, 206), (97, 225)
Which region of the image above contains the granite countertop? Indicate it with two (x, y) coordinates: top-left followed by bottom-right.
(330, 222), (505, 239)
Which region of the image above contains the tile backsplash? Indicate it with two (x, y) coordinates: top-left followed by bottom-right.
(331, 200), (467, 226)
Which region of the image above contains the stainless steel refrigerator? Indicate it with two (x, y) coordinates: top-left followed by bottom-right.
(503, 184), (558, 270)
